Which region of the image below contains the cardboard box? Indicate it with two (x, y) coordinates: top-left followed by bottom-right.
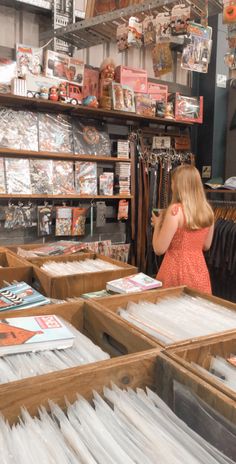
(148, 82), (168, 103)
(82, 66), (99, 98)
(44, 50), (84, 86)
(115, 65), (148, 93)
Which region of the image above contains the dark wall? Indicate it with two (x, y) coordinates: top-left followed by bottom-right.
(196, 15), (228, 179)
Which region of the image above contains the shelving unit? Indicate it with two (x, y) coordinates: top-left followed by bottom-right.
(0, 194), (132, 199)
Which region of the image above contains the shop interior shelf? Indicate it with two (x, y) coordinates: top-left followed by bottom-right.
(0, 148), (131, 163)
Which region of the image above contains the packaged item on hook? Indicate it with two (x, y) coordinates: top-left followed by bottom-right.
(30, 159), (53, 194)
(52, 161), (75, 194)
(142, 15), (156, 46)
(0, 158), (6, 193)
(170, 4), (191, 36)
(72, 207), (87, 236)
(38, 113), (73, 153)
(152, 42), (173, 77)
(181, 22), (212, 73)
(227, 24), (236, 47)
(5, 158), (32, 194)
(55, 206), (72, 236)
(16, 43), (43, 77)
(223, 0), (236, 24)
(0, 107), (38, 151)
(73, 119), (111, 156)
(22, 202), (36, 228)
(128, 16), (143, 47)
(75, 161), (97, 195)
(116, 23), (129, 52)
(155, 12), (171, 40)
(117, 199), (129, 221)
(38, 205), (53, 236)
(4, 202), (36, 229)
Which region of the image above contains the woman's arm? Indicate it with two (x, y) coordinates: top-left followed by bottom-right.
(152, 206), (179, 256)
(203, 223), (214, 251)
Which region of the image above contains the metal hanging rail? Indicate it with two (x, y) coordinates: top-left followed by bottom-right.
(40, 0), (222, 49)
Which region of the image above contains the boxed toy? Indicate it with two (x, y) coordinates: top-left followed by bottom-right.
(82, 66), (99, 98)
(147, 82), (168, 103)
(115, 65), (147, 93)
(0, 59), (17, 94)
(16, 44), (43, 78)
(169, 93), (203, 123)
(135, 93), (154, 117)
(44, 50), (84, 86)
(111, 82), (135, 113)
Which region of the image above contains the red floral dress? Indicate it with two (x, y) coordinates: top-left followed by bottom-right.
(156, 205), (212, 294)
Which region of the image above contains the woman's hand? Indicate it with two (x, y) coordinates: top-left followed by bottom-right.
(151, 211), (163, 228)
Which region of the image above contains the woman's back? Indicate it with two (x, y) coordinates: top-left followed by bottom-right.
(156, 204), (212, 293)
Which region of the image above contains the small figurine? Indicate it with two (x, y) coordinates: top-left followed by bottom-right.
(82, 96), (98, 108)
(100, 57), (116, 80)
(49, 86), (58, 101)
(58, 82), (67, 102)
(40, 86), (49, 100)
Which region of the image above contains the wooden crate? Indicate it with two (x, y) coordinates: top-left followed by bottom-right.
(0, 251), (33, 287)
(94, 286), (236, 348)
(31, 253), (137, 298)
(2, 348), (236, 433)
(165, 332), (236, 402)
(0, 299), (158, 423)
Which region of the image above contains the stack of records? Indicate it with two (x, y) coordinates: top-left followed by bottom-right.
(117, 139), (129, 159)
(115, 162), (131, 195)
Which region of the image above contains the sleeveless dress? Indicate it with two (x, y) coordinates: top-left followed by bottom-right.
(156, 205), (212, 294)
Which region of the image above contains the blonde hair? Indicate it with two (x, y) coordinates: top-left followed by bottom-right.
(171, 165), (214, 230)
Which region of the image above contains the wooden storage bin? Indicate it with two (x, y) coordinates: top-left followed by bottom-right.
(0, 299), (158, 423)
(165, 332), (236, 402)
(94, 286), (236, 348)
(2, 349), (236, 433)
(31, 253), (137, 298)
(0, 251), (33, 287)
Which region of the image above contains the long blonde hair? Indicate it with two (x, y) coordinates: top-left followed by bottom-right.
(171, 165), (214, 229)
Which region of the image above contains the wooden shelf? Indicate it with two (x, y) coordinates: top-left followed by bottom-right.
(0, 194), (132, 200)
(0, 94), (193, 127)
(0, 148), (131, 163)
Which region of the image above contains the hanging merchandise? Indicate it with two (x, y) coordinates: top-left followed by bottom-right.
(152, 136), (171, 150)
(5, 158), (32, 194)
(111, 82), (135, 112)
(96, 201), (107, 228)
(152, 42), (173, 77)
(170, 4), (191, 36)
(223, 0), (236, 24)
(38, 205), (53, 237)
(52, 161), (75, 195)
(55, 206), (72, 236)
(117, 199), (129, 221)
(4, 202), (36, 230)
(142, 15), (156, 46)
(72, 207), (87, 236)
(128, 16), (143, 48)
(224, 49), (236, 69)
(73, 119), (111, 156)
(116, 23), (129, 52)
(38, 113), (73, 153)
(16, 43), (43, 78)
(75, 161), (97, 195)
(0, 107), (38, 151)
(227, 24), (236, 47)
(181, 22), (212, 73)
(155, 12), (171, 40)
(30, 159), (53, 195)
(0, 158), (6, 193)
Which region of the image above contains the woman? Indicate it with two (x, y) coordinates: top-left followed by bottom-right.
(152, 165), (214, 294)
